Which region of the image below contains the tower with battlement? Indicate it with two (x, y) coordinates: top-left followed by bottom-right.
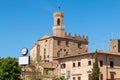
(109, 39), (120, 52)
(30, 11), (88, 62)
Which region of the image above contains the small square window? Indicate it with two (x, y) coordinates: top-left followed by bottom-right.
(61, 64), (66, 68)
(88, 61), (91, 65)
(64, 49), (66, 51)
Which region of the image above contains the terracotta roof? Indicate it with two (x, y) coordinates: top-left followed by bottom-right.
(54, 51), (120, 60)
(88, 50), (120, 56)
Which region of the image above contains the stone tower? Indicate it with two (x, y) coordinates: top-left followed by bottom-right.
(109, 39), (120, 52)
(53, 11), (65, 37)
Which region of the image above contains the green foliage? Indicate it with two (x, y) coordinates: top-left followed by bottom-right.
(43, 68), (49, 75)
(92, 52), (100, 80)
(0, 57), (21, 80)
(52, 76), (67, 80)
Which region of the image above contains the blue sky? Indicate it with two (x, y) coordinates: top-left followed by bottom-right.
(0, 0), (120, 58)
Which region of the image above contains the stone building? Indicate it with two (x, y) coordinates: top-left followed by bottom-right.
(28, 11), (120, 80)
(30, 11), (88, 63)
(29, 11), (88, 80)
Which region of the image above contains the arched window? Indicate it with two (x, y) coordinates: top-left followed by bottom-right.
(57, 18), (60, 26)
(44, 48), (46, 59)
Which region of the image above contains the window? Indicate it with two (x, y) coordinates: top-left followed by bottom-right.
(100, 60), (103, 67)
(65, 52), (68, 56)
(78, 77), (81, 80)
(57, 40), (61, 46)
(100, 74), (103, 80)
(88, 61), (91, 65)
(66, 71), (70, 79)
(88, 74), (91, 80)
(61, 64), (66, 68)
(78, 43), (81, 48)
(44, 48), (46, 54)
(110, 73), (114, 79)
(78, 62), (81, 67)
(66, 41), (69, 47)
(57, 18), (60, 26)
(73, 63), (75, 67)
(44, 48), (46, 59)
(73, 77), (76, 80)
(110, 61), (114, 68)
(64, 49), (66, 52)
(37, 45), (40, 54)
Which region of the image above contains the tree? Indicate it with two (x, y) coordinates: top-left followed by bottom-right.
(52, 76), (67, 80)
(0, 57), (21, 80)
(92, 52), (100, 80)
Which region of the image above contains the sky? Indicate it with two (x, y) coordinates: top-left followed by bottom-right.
(0, 0), (120, 58)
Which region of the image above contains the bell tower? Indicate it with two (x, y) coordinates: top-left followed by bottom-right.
(52, 11), (65, 37)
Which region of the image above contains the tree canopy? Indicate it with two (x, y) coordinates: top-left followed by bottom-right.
(52, 76), (67, 80)
(91, 53), (100, 80)
(0, 57), (21, 80)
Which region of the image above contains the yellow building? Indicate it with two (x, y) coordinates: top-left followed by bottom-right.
(55, 50), (120, 80)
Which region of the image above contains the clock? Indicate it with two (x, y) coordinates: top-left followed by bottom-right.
(21, 48), (28, 56)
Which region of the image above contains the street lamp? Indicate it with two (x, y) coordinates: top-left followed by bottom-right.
(19, 48), (30, 80)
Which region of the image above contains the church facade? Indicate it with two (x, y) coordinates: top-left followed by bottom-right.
(28, 11), (120, 80)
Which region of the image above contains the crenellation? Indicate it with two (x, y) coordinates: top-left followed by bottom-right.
(74, 34), (77, 37)
(65, 32), (88, 41)
(85, 36), (88, 40)
(78, 34), (81, 38)
(82, 35), (85, 38)
(65, 32), (67, 36)
(67, 32), (71, 37)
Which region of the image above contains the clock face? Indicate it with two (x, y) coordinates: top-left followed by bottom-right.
(22, 48), (28, 56)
